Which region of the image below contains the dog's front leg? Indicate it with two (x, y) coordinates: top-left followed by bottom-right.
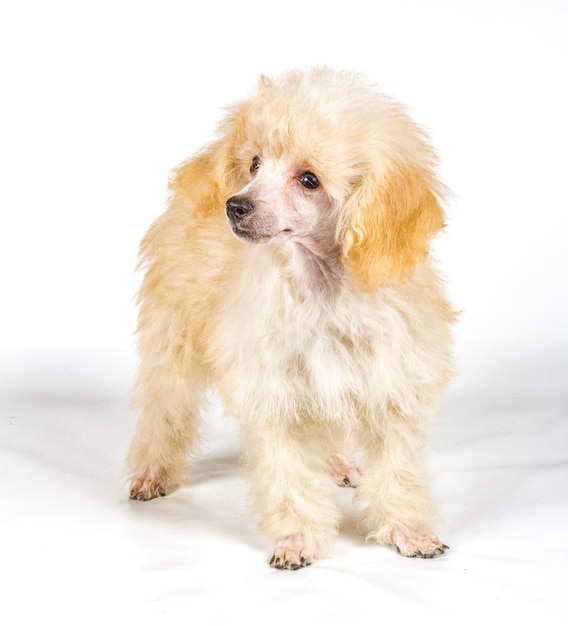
(357, 405), (449, 558)
(242, 421), (340, 570)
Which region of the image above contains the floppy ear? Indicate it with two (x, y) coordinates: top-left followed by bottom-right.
(169, 101), (250, 216)
(342, 166), (445, 291)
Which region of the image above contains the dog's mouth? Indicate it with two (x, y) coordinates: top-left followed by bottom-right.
(229, 221), (293, 243)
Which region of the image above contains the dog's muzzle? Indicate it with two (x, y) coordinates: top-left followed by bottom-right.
(226, 195), (254, 226)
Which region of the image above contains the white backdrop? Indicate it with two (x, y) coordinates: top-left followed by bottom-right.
(1, 1), (567, 624)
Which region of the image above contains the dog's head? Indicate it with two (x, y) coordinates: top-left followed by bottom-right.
(179, 69), (446, 291)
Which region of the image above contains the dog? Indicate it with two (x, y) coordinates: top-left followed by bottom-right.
(126, 68), (455, 569)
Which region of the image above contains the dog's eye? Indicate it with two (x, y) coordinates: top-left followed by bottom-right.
(298, 172), (320, 190)
(250, 156), (260, 173)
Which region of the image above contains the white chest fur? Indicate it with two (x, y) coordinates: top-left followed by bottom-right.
(207, 243), (447, 424)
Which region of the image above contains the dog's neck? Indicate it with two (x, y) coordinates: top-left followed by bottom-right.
(290, 235), (343, 295)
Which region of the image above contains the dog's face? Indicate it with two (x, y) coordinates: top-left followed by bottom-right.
(193, 69), (446, 290)
(225, 155), (336, 248)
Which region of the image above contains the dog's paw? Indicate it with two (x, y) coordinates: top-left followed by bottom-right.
(269, 534), (314, 570)
(392, 526), (449, 559)
(336, 467), (361, 488)
(129, 475), (167, 501)
(328, 455), (361, 488)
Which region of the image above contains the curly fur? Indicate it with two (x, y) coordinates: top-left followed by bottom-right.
(126, 68), (455, 568)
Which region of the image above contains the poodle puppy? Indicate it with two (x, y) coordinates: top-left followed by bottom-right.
(126, 68), (455, 569)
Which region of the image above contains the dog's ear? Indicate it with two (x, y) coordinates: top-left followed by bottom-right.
(169, 102), (249, 216)
(342, 166), (445, 291)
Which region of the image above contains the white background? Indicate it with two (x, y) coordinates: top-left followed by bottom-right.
(1, 1), (567, 624)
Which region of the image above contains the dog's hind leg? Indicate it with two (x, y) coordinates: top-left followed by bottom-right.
(327, 453), (361, 488)
(126, 310), (205, 501)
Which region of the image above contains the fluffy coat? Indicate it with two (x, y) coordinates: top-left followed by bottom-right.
(126, 68), (455, 569)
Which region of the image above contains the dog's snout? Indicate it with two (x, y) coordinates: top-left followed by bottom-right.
(226, 196), (254, 221)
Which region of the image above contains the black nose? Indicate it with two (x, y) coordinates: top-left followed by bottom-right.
(226, 196), (254, 221)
